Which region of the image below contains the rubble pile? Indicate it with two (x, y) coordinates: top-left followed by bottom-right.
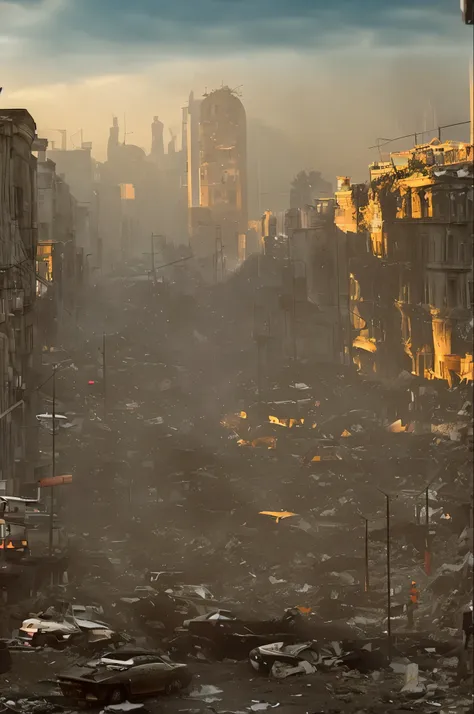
(3, 261), (471, 713)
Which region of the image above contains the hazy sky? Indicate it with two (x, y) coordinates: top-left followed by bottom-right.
(1, 0), (472, 213)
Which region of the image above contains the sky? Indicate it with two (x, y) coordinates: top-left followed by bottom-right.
(1, 0), (472, 214)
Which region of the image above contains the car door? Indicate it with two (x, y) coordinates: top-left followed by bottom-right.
(137, 660), (170, 695)
(127, 664), (153, 697)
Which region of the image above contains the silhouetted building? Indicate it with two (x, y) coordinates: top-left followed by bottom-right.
(150, 116), (164, 165)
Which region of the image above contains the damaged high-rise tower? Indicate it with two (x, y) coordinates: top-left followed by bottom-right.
(185, 86), (248, 267)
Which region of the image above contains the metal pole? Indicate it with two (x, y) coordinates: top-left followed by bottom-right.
(151, 234), (156, 285)
(424, 486), (431, 575)
(386, 494), (392, 661)
(257, 341), (262, 404)
(334, 225), (343, 363)
(291, 261), (297, 364)
(48, 366), (56, 556)
(364, 517), (370, 593)
(102, 332), (106, 419)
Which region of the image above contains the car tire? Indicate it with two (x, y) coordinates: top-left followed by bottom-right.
(107, 686), (126, 705)
(164, 677), (183, 695)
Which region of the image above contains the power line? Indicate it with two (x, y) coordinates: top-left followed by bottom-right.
(369, 120), (471, 150)
(0, 258), (31, 272)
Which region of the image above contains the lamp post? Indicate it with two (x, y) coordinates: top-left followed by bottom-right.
(102, 332), (107, 420)
(377, 488), (395, 662)
(357, 510), (370, 593)
(48, 365), (57, 556)
(363, 516), (370, 593)
(385, 493), (392, 660)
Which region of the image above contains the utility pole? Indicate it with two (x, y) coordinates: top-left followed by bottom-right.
(385, 493), (392, 661)
(48, 365), (57, 557)
(102, 332), (107, 420)
(150, 233), (156, 285)
(424, 486), (431, 575)
(364, 516), (370, 592)
(358, 512), (370, 593)
(291, 260), (297, 365)
(334, 221), (343, 364)
(214, 225), (223, 284)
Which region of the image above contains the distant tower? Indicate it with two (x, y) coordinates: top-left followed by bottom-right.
(168, 129), (176, 155)
(186, 91), (202, 209)
(150, 116), (164, 164)
(107, 117), (120, 162)
(199, 86), (247, 261)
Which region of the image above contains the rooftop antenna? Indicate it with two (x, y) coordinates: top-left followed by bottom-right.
(123, 114), (133, 145)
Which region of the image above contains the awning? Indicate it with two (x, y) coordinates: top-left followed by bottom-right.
(38, 474), (72, 487)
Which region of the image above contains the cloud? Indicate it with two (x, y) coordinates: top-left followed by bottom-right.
(1, 0), (465, 66)
(1, 0), (471, 212)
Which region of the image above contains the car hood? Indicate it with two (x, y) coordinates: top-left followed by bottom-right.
(257, 641), (314, 657)
(58, 665), (127, 684)
(74, 618), (112, 630)
(59, 662), (188, 684)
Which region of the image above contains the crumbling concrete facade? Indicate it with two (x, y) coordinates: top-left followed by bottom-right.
(336, 138), (474, 386)
(35, 140), (83, 348)
(0, 110), (38, 494)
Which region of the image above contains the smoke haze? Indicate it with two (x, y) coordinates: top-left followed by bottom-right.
(2, 0), (471, 216)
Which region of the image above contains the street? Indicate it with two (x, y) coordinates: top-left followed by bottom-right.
(2, 253), (470, 714)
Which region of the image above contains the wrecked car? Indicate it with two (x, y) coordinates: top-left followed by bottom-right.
(170, 609), (305, 661)
(0, 641), (12, 674)
(182, 609), (235, 627)
(19, 603), (122, 649)
(250, 640), (387, 677)
(57, 648), (192, 705)
(249, 641), (321, 677)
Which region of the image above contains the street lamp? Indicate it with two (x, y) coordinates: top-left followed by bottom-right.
(377, 488), (398, 662)
(357, 511), (370, 593)
(36, 360), (71, 556)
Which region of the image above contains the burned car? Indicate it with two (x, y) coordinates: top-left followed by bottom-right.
(57, 648), (192, 705)
(19, 602), (124, 649)
(170, 608), (305, 661)
(0, 640), (12, 674)
(249, 639), (387, 677)
(117, 586), (220, 638)
(249, 641), (321, 677)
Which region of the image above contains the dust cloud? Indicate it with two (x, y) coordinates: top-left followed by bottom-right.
(4, 47), (471, 217)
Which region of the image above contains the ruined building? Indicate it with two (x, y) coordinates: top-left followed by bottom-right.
(34, 138), (83, 347)
(47, 141), (97, 263)
(185, 87), (248, 266)
(336, 138), (474, 386)
(285, 201), (352, 366)
(0, 110), (39, 494)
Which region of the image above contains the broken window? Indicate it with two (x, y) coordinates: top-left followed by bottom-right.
(420, 192), (429, 218)
(446, 233), (456, 263)
(400, 284), (410, 303)
(428, 236), (436, 262)
(423, 280), (430, 305)
(447, 277), (458, 308)
(14, 186), (24, 221)
(418, 352), (433, 377)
